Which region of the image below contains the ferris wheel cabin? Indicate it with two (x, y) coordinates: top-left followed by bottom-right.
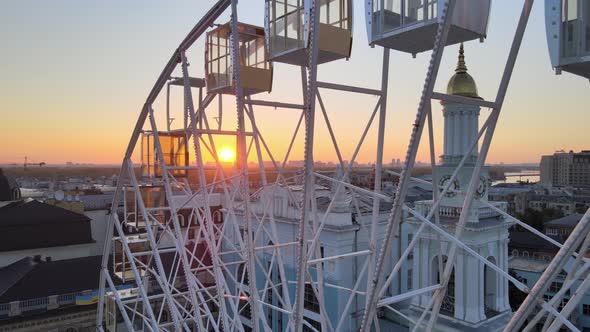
(546, 0), (590, 79)
(366, 0), (491, 55)
(205, 22), (273, 95)
(141, 131), (189, 178)
(265, 0), (353, 65)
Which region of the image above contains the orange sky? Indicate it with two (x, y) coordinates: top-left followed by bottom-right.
(1, 1), (588, 166)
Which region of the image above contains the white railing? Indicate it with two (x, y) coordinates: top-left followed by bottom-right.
(414, 201), (508, 221)
(0, 290), (93, 317)
(509, 249), (553, 263)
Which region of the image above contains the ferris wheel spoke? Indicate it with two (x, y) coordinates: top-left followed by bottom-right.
(93, 0), (587, 331)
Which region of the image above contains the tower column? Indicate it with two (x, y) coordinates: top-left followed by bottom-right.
(472, 110), (479, 157)
(478, 258), (486, 320)
(501, 238), (511, 311)
(453, 111), (461, 156)
(463, 110), (469, 156)
(412, 241), (420, 306)
(444, 112), (450, 157)
(454, 252), (465, 320)
(466, 111), (473, 157)
(463, 255), (483, 323)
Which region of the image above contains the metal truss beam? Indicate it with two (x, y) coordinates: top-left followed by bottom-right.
(316, 81), (383, 96)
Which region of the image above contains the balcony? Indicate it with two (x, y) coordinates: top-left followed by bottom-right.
(414, 201), (508, 221)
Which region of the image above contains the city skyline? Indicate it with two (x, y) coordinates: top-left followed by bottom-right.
(1, 1), (589, 165)
(1, 1), (590, 332)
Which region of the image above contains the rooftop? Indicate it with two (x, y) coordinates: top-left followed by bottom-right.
(545, 213), (584, 228)
(508, 231), (558, 253)
(0, 199), (93, 251)
(509, 256), (550, 273)
(0, 255), (117, 303)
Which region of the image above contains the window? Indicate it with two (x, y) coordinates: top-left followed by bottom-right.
(239, 292), (252, 320)
(549, 281), (564, 293)
(213, 210), (223, 223)
(303, 317), (322, 332)
(407, 234), (414, 260)
(407, 268), (413, 290)
(273, 196), (283, 216)
(304, 283), (320, 313)
(558, 298), (569, 311)
(583, 304), (590, 315)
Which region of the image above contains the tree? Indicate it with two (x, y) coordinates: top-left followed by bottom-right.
(517, 208), (544, 232)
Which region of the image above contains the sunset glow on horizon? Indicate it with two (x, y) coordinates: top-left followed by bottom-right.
(1, 1), (589, 166)
(218, 147), (236, 164)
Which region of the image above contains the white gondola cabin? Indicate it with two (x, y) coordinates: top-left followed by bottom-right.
(141, 131), (189, 178)
(546, 0), (590, 78)
(205, 22), (273, 95)
(366, 0), (491, 55)
(266, 0), (353, 65)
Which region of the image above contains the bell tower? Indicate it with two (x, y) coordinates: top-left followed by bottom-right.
(408, 44), (512, 331)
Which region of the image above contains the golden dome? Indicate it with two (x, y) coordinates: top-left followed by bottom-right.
(446, 43), (479, 99)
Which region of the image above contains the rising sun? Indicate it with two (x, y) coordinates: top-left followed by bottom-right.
(218, 147), (235, 163)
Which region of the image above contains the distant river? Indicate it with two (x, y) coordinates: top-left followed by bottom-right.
(493, 170), (540, 185)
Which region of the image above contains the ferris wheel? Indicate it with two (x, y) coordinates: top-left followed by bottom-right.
(95, 0), (590, 331)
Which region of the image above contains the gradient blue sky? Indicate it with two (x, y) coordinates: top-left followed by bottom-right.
(1, 1), (588, 165)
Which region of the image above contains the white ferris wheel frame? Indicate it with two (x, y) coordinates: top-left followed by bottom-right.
(94, 0), (590, 331)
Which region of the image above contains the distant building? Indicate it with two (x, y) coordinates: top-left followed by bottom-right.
(508, 214), (590, 331)
(0, 200), (95, 266)
(527, 194), (577, 216)
(0, 169), (20, 202)
(543, 213), (584, 241)
(540, 150), (590, 189)
(502, 187), (590, 217)
(230, 176), (402, 331)
(488, 184), (534, 215)
(510, 257), (590, 331)
(0, 256), (115, 332)
(540, 155), (553, 187)
(288, 160), (305, 168)
(508, 231), (557, 260)
(0, 199), (121, 331)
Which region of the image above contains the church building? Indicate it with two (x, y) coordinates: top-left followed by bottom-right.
(406, 44), (513, 331)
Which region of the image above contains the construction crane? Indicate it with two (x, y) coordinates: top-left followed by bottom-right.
(23, 156), (46, 171)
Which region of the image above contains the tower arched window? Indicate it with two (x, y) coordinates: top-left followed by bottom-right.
(484, 256), (498, 317)
(161, 309), (170, 322)
(213, 210), (223, 223)
(432, 255), (455, 316)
